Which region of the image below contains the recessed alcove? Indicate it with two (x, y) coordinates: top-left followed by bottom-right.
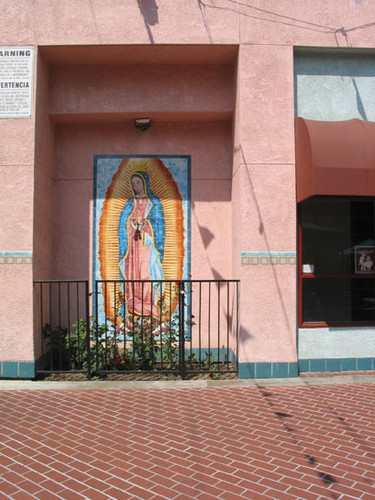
(33, 44), (238, 284)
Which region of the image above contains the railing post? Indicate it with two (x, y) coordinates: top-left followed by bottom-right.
(236, 280), (240, 372)
(178, 281), (186, 379)
(95, 281), (99, 374)
(85, 281), (91, 380)
(39, 283), (44, 357)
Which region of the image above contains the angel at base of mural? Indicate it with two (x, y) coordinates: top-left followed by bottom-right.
(98, 157), (187, 328)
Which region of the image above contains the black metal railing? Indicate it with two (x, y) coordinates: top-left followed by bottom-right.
(34, 279), (240, 379)
(33, 280), (90, 376)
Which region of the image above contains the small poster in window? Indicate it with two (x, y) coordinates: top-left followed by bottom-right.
(355, 247), (375, 274)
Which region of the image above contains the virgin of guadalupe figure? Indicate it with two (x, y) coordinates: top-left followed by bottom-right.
(118, 172), (165, 319)
(98, 157), (186, 327)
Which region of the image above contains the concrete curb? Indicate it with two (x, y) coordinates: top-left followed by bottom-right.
(0, 373), (375, 390)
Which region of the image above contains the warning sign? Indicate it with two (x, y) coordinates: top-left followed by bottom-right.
(0, 47), (34, 118)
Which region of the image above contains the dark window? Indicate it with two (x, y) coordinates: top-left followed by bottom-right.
(299, 197), (375, 326)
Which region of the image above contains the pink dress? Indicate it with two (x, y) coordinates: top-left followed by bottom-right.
(124, 198), (158, 317)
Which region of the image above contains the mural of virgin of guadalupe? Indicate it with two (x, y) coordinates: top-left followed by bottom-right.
(98, 157), (186, 327)
(118, 172), (165, 318)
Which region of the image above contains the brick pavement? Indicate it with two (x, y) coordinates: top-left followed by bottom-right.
(0, 379), (375, 499)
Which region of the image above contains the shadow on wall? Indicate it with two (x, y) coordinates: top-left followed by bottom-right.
(199, 226), (215, 249)
(239, 324), (253, 344)
(197, 0), (213, 43)
(137, 0), (159, 43)
(352, 77), (368, 121)
(192, 205), (225, 281)
(197, 0), (375, 47)
(238, 144), (292, 339)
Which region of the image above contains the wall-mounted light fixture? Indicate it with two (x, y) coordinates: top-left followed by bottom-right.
(135, 118), (152, 131)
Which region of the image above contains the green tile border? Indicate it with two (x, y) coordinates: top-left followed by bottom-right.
(298, 359), (309, 372)
(2, 361), (18, 378)
(342, 358), (357, 371)
(273, 362), (289, 378)
(311, 359), (325, 373)
(3, 357), (373, 379)
(256, 362), (272, 378)
(299, 358), (375, 373)
(239, 363), (256, 378)
(239, 362), (298, 379)
(239, 358), (375, 378)
(188, 348), (237, 365)
(1, 361), (35, 378)
(358, 358), (372, 370)
(0, 251), (33, 265)
(241, 252), (296, 266)
(326, 358), (341, 372)
(19, 362), (35, 378)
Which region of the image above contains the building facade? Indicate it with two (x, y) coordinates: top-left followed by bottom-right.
(1, 0), (375, 378)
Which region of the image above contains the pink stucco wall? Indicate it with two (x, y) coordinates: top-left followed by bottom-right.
(1, 0), (375, 371)
(0, 64), (35, 363)
(0, 266), (34, 361)
(2, 1), (374, 48)
(52, 120), (233, 281)
(32, 53), (56, 361)
(234, 45), (297, 363)
(49, 64), (234, 116)
(48, 56), (236, 285)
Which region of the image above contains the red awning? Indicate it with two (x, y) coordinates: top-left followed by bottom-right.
(296, 118), (375, 203)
